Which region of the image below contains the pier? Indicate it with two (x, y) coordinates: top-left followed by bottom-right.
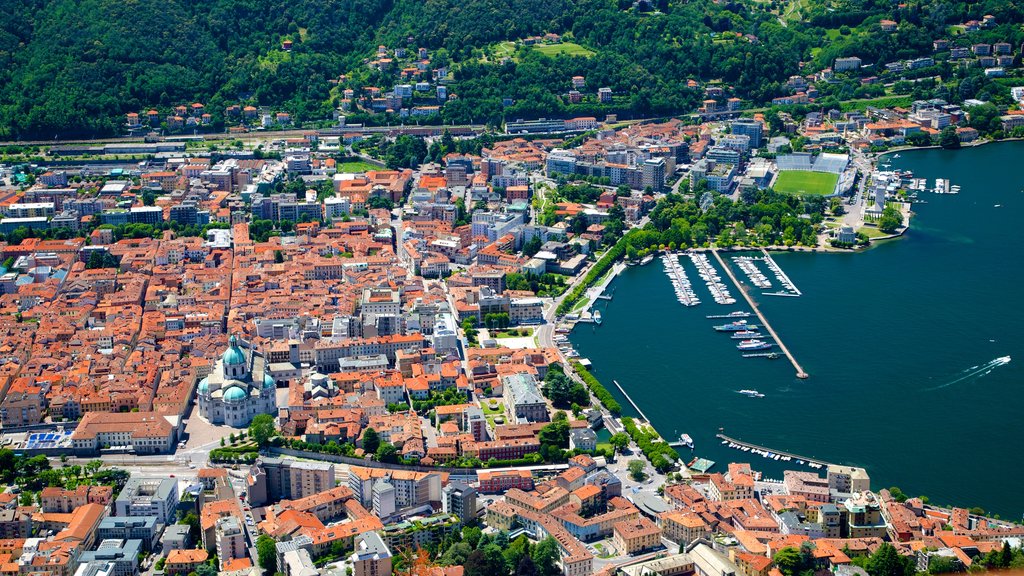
(613, 379), (652, 424)
(716, 433), (833, 468)
(712, 250), (809, 379)
(761, 249), (802, 296)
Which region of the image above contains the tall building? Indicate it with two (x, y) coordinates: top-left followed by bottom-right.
(350, 532), (392, 576)
(197, 335), (277, 427)
(730, 119), (764, 148)
(442, 481), (479, 522)
(215, 516), (247, 568)
(641, 157), (666, 192)
(247, 457), (335, 506)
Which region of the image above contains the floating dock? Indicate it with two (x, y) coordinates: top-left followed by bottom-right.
(716, 433), (833, 468)
(742, 352), (781, 359)
(712, 250), (809, 379)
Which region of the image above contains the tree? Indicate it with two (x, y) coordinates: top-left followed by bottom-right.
(517, 555), (539, 576)
(195, 564), (217, 576)
(522, 236), (543, 257)
(439, 542), (473, 567)
(531, 537), (560, 576)
(939, 126), (960, 150)
(609, 433), (630, 452)
(249, 414), (276, 447)
(774, 547), (803, 576)
(362, 428), (381, 453)
(867, 543), (914, 576)
(465, 545), (507, 576)
(274, 250), (284, 263)
(180, 512), (201, 543)
(257, 534), (277, 573)
(628, 459), (646, 481)
(878, 206), (902, 233)
(376, 442), (399, 463)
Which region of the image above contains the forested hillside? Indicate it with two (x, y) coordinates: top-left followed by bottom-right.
(1, 0), (1021, 138)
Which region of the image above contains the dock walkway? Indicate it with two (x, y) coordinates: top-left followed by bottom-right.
(712, 249), (809, 379)
(716, 433), (834, 468)
(612, 379), (651, 424)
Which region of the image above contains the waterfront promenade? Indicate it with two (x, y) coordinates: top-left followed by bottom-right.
(711, 249), (809, 379)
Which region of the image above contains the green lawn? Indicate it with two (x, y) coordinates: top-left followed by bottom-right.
(859, 225), (891, 238)
(774, 170), (839, 196)
(533, 42), (595, 58)
(337, 160), (380, 173)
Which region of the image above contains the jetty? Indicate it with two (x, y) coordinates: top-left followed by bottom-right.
(706, 312), (751, 319)
(613, 379), (652, 423)
(761, 249), (801, 296)
(717, 433), (833, 468)
(712, 250), (809, 379)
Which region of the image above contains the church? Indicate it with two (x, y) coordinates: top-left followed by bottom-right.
(197, 335), (277, 427)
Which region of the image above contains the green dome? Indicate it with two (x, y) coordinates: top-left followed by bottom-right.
(263, 374), (276, 389)
(223, 385), (247, 402)
(222, 335), (246, 366)
(198, 377), (210, 394)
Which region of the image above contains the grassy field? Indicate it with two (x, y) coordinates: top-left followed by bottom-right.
(337, 160), (380, 173)
(534, 42), (595, 58)
(839, 95), (913, 112)
(774, 170), (839, 196)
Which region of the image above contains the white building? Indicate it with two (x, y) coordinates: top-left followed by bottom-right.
(197, 335), (277, 427)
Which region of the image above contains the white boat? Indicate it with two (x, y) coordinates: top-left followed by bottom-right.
(738, 389), (765, 398)
(593, 310), (603, 325)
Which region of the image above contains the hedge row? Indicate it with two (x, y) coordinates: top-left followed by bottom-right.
(556, 233), (631, 315)
(621, 417), (679, 472)
(570, 361), (622, 415)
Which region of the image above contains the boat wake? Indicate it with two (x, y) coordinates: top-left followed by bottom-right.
(925, 356), (1011, 391)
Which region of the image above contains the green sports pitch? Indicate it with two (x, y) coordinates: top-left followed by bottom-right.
(774, 170), (839, 196)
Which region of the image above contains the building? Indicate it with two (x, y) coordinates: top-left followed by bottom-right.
(248, 457), (336, 506)
(784, 470), (830, 502)
(78, 539), (142, 576)
(442, 482), (479, 522)
(731, 119), (764, 147)
(613, 517), (663, 555)
(642, 157), (666, 192)
(70, 411), (178, 456)
(164, 549), (209, 575)
(569, 428), (597, 452)
(478, 470), (534, 493)
(501, 373), (549, 423)
(215, 515), (247, 568)
(97, 516), (161, 551)
(197, 335), (277, 427)
(834, 57), (863, 71)
(690, 159), (736, 193)
(350, 532), (392, 576)
(348, 467), (444, 512)
(827, 465), (870, 497)
(115, 478), (179, 524)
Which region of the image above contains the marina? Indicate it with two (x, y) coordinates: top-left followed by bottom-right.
(717, 433), (833, 469)
(760, 249), (801, 297)
(689, 253), (736, 305)
(569, 142), (1024, 516)
(712, 249), (808, 378)
(661, 254), (700, 306)
(732, 256), (773, 289)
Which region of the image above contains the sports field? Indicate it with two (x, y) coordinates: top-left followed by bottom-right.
(774, 170), (839, 195)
